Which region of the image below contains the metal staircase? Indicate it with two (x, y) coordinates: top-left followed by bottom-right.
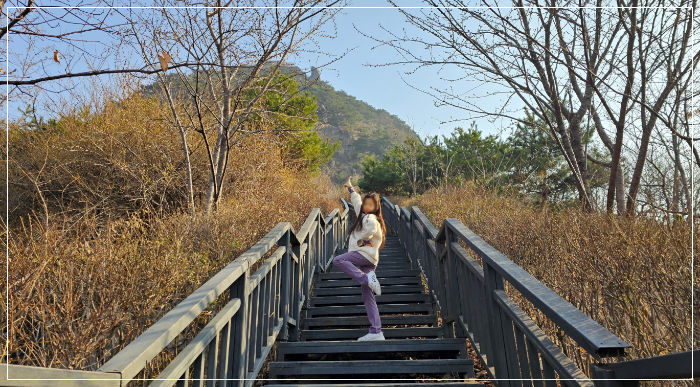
(266, 234), (481, 385)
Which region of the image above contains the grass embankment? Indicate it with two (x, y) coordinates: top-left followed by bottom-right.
(399, 185), (695, 378)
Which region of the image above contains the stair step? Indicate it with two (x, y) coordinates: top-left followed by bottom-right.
(326, 266), (413, 274)
(325, 269), (418, 277)
(316, 277), (421, 288)
(307, 304), (433, 317)
(302, 315), (438, 329)
(268, 358), (472, 377)
(354, 260), (409, 265)
(265, 383), (483, 387)
(310, 294), (432, 306)
(300, 327), (442, 340)
(277, 338), (466, 357)
(312, 285), (425, 297)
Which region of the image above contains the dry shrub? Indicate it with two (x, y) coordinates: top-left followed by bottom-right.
(405, 185), (695, 380)
(3, 171), (339, 372)
(3, 86), (343, 375)
(8, 91), (196, 221)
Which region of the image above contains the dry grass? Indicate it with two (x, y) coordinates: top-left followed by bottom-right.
(3, 172), (340, 371)
(2, 87), (346, 378)
(402, 184), (695, 381)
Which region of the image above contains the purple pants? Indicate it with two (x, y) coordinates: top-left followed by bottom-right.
(331, 251), (382, 334)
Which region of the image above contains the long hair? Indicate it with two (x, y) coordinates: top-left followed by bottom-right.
(348, 192), (387, 249)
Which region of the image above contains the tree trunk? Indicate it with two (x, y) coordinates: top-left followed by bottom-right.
(606, 2), (637, 213)
(161, 81), (195, 212)
(615, 165), (625, 214)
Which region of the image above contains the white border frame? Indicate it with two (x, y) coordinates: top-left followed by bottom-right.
(3, 3), (695, 384)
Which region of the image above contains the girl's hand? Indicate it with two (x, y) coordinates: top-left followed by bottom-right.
(343, 177), (352, 188)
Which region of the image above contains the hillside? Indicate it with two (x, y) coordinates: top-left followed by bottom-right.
(298, 75), (418, 183)
(142, 64), (417, 183)
(277, 64), (419, 182)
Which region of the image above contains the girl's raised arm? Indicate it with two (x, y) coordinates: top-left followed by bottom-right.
(344, 177), (362, 218)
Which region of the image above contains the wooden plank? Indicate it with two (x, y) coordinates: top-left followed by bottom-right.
(482, 256), (511, 385)
(443, 227), (458, 338)
(307, 303), (433, 317)
(526, 339), (545, 387)
(276, 338), (466, 355)
(216, 320), (232, 382)
(451, 242), (484, 282)
(246, 285), (260, 371)
(300, 327), (442, 340)
(268, 358), (472, 376)
(246, 247), (283, 294)
(310, 293), (431, 306)
(191, 351), (204, 387)
(541, 358), (558, 387)
(2, 364), (120, 387)
(256, 276), (268, 359)
(229, 272), (250, 385)
(301, 315), (437, 328)
(277, 230), (290, 340)
(315, 277), (421, 288)
(441, 219), (630, 359)
(311, 285), (425, 296)
(319, 270), (418, 280)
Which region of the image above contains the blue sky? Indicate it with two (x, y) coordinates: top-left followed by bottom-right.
(8, 1), (520, 139)
(291, 1), (514, 139)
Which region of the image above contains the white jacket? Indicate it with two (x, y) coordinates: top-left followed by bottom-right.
(347, 190), (383, 265)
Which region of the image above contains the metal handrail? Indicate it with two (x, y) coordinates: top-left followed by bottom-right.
(3, 202), (350, 387)
(381, 198), (630, 387)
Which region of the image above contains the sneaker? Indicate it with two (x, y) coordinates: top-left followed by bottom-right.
(366, 271), (382, 296)
(358, 331), (385, 341)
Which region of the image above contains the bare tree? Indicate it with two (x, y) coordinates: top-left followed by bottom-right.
(122, 0), (343, 214)
(2, 1), (171, 101)
(362, 0), (698, 215)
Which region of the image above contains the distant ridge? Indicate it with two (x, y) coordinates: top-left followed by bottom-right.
(284, 65), (418, 182)
(142, 63), (418, 182)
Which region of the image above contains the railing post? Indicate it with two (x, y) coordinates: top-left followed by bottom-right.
(483, 261), (512, 387)
(289, 236), (302, 342)
(278, 229), (292, 341)
(228, 270), (250, 387)
(442, 226), (458, 338)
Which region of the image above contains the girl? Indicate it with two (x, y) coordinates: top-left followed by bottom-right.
(331, 177), (387, 341)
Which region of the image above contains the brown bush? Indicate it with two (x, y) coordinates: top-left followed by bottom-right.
(2, 86), (345, 375)
(3, 172), (340, 371)
(403, 184), (695, 380)
(7, 91), (197, 222)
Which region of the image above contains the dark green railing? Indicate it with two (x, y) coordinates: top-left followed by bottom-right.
(380, 197), (697, 387)
(4, 202), (350, 387)
(5, 196), (696, 387)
